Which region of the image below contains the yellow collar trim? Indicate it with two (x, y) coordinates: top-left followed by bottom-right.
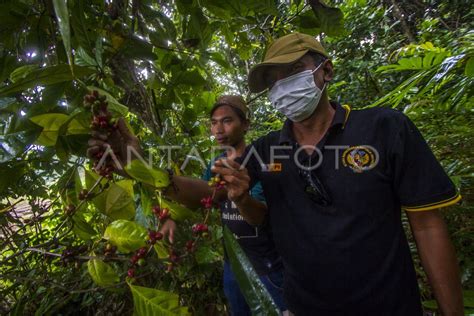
(342, 104), (351, 129)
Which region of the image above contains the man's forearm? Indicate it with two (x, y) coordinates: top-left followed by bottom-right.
(408, 210), (463, 316)
(164, 175), (225, 209)
(234, 192), (268, 226)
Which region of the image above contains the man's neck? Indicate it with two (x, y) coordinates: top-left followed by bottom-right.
(226, 140), (246, 161)
(291, 96), (335, 148)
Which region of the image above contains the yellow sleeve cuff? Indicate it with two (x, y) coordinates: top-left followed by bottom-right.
(403, 193), (462, 212)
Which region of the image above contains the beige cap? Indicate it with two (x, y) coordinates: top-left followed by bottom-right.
(248, 32), (329, 93)
(211, 95), (249, 119)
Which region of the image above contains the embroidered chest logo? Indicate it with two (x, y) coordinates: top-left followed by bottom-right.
(342, 146), (378, 173)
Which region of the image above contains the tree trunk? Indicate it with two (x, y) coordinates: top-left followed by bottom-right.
(390, 0), (416, 43)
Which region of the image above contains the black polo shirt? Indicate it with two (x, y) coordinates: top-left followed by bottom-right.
(239, 102), (460, 315)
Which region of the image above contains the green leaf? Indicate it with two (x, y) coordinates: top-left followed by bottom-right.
(9, 65), (38, 83)
(72, 213), (97, 240)
(0, 55), (18, 83)
(174, 69), (206, 87)
(66, 116), (89, 135)
(154, 242), (168, 259)
(465, 57), (474, 78)
(59, 167), (83, 209)
(70, 0), (95, 54)
(85, 169), (108, 212)
(159, 198), (197, 222)
(242, 0), (278, 15)
(195, 245), (220, 264)
(208, 52), (230, 69)
(31, 82), (68, 115)
(75, 47), (98, 67)
(129, 284), (190, 316)
(30, 113), (69, 146)
(295, 10), (321, 33)
(309, 3), (345, 37)
(30, 113), (90, 146)
(0, 161), (26, 193)
(0, 65), (94, 97)
(52, 0), (74, 75)
(184, 8), (213, 49)
(105, 180), (136, 220)
(124, 159), (170, 189)
(135, 186), (155, 229)
(200, 0), (233, 19)
(195, 91), (216, 113)
(121, 36), (157, 61)
(87, 257), (120, 287)
(104, 220), (147, 253)
(422, 300), (438, 310)
(156, 11), (177, 41)
(0, 115), (41, 162)
(0, 97), (19, 113)
(465, 290), (474, 308)
(223, 226), (280, 316)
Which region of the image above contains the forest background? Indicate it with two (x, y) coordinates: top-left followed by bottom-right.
(0, 0), (473, 314)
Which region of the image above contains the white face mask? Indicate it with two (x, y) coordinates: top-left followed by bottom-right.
(268, 63), (326, 122)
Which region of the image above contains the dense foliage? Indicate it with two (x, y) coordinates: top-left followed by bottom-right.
(0, 0), (473, 314)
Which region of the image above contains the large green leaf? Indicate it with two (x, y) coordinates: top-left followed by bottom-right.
(105, 180), (136, 220)
(72, 213), (97, 240)
(87, 257), (120, 287)
(223, 226), (280, 316)
(0, 65), (94, 97)
(199, 0), (233, 19)
(153, 242), (169, 259)
(308, 1), (345, 37)
(121, 36), (157, 61)
(30, 113), (68, 146)
(104, 220), (147, 253)
(0, 125), (40, 163)
(75, 47), (98, 67)
(422, 300), (438, 311)
(30, 112), (89, 146)
(159, 198), (197, 222)
(84, 169), (108, 212)
(377, 55), (442, 73)
(295, 10), (321, 33)
(70, 0), (95, 55)
(9, 65), (39, 83)
(29, 82), (69, 116)
(124, 159), (170, 189)
(0, 161), (26, 193)
(465, 290), (474, 308)
(135, 186), (155, 229)
(129, 284), (190, 316)
(0, 55), (18, 83)
(174, 69), (206, 87)
(65, 115), (89, 135)
(0, 97), (17, 113)
(465, 57), (474, 78)
(58, 167), (83, 211)
(201, 0), (277, 17)
(52, 0), (74, 74)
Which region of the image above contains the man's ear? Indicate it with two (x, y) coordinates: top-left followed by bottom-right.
(243, 120), (250, 133)
(323, 59), (334, 82)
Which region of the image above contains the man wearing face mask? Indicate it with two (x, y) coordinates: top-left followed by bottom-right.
(212, 33), (463, 315)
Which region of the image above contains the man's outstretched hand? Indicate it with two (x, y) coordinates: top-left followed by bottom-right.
(87, 118), (142, 171)
(211, 159), (251, 203)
